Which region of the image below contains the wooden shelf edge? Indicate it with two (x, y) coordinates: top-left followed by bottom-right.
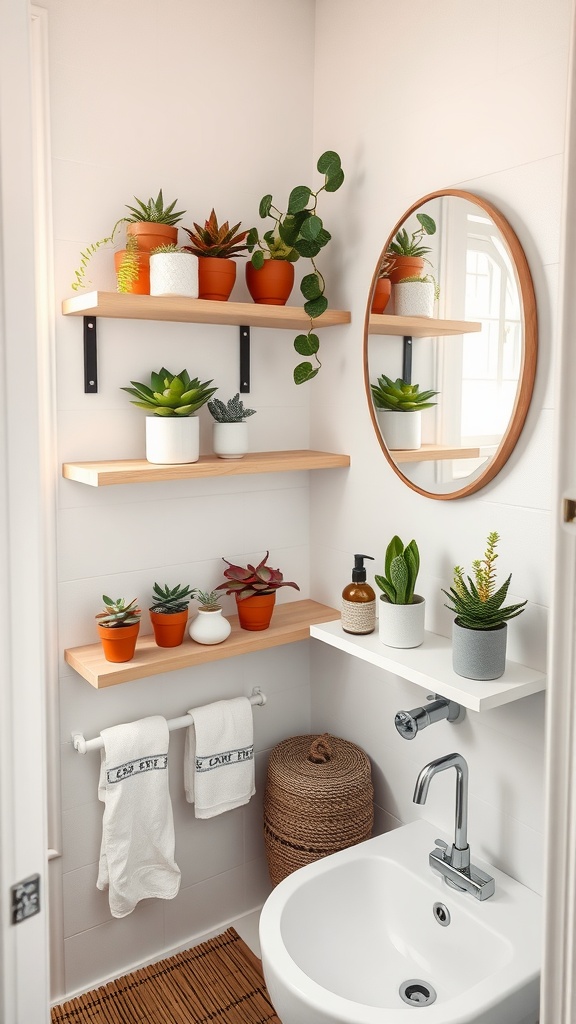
(368, 313), (482, 338)
(65, 600), (340, 688)
(394, 444), (482, 464)
(62, 450), (351, 486)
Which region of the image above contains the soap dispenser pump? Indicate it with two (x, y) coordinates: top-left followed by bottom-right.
(342, 554), (376, 635)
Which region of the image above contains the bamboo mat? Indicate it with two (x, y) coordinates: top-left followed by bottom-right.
(51, 927), (282, 1023)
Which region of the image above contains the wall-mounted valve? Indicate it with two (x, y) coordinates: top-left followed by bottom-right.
(395, 694), (465, 740)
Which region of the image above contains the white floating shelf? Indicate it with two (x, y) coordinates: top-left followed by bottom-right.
(309, 620), (546, 712)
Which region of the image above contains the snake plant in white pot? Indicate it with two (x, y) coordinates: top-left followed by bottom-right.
(371, 374), (439, 451)
(122, 368), (217, 464)
(375, 536), (425, 648)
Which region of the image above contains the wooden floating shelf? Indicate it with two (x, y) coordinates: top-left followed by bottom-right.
(62, 449), (351, 487)
(310, 620), (546, 713)
(65, 600), (340, 689)
(62, 291), (351, 332)
(394, 444), (483, 464)
(368, 313), (482, 337)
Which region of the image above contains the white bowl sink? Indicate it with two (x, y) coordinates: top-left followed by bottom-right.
(259, 820), (541, 1024)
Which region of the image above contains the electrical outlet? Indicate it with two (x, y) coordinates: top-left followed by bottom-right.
(11, 874), (40, 924)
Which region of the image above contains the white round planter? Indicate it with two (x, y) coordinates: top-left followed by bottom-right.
(213, 421), (249, 459)
(379, 595), (425, 648)
(377, 409), (422, 450)
(189, 608), (232, 645)
(394, 280), (435, 318)
(452, 619), (507, 680)
(149, 252), (199, 297)
(145, 415), (199, 464)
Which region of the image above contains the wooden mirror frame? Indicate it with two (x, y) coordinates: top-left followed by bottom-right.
(363, 189), (538, 500)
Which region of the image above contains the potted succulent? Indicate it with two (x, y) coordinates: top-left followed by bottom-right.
(181, 210), (249, 301)
(122, 368), (217, 465)
(246, 150), (345, 384)
(442, 531), (527, 680)
(149, 243), (199, 298)
(370, 374), (439, 451)
(216, 551), (300, 631)
(387, 213), (436, 284)
(95, 596), (142, 663)
(149, 582), (195, 648)
(371, 254), (395, 314)
(71, 189), (185, 294)
(188, 590), (232, 645)
(375, 537), (425, 648)
(394, 274), (439, 318)
(207, 393), (256, 460)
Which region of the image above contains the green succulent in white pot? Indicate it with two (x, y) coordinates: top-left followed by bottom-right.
(122, 368), (217, 465)
(394, 273), (440, 318)
(375, 536), (425, 649)
(370, 374), (439, 452)
(207, 394), (257, 460)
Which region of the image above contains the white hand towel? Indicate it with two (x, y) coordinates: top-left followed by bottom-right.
(97, 715), (181, 918)
(184, 696), (255, 818)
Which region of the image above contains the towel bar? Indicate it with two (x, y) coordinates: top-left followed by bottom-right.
(72, 688), (267, 754)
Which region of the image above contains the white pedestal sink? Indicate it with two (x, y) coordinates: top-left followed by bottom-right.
(259, 820), (541, 1024)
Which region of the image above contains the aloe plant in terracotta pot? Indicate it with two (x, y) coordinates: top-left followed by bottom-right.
(216, 551), (300, 631)
(149, 582), (195, 648)
(387, 213), (436, 284)
(181, 210), (249, 300)
(96, 596), (142, 663)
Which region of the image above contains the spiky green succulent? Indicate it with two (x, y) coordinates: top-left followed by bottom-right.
(375, 536), (420, 606)
(194, 590), (222, 610)
(388, 213), (436, 258)
(442, 531), (527, 630)
(150, 582), (195, 614)
(371, 374), (439, 412)
(122, 368), (217, 417)
(96, 596), (141, 628)
(125, 189), (185, 226)
(208, 394), (256, 423)
(181, 210), (249, 258)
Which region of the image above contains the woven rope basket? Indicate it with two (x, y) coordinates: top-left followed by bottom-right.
(263, 733), (374, 885)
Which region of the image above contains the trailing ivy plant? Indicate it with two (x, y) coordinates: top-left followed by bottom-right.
(247, 151), (345, 385)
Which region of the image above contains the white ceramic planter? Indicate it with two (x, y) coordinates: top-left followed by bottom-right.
(189, 608), (232, 645)
(149, 252), (199, 297)
(379, 595), (425, 648)
(213, 421), (249, 459)
(377, 409), (422, 450)
(145, 415), (200, 464)
(394, 280), (435, 317)
(452, 619), (507, 680)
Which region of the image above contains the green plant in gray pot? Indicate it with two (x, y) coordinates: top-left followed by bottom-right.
(208, 394), (256, 460)
(442, 531), (527, 680)
(374, 536), (425, 648)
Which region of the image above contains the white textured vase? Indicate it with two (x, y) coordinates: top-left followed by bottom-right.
(145, 415), (200, 464)
(189, 608), (232, 645)
(149, 252), (199, 297)
(379, 595), (425, 648)
(213, 422), (249, 459)
(394, 280), (435, 317)
(377, 409), (422, 451)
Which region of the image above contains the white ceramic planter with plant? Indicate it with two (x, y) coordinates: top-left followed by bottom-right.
(149, 245), (199, 297)
(188, 591), (232, 645)
(122, 367), (217, 465)
(442, 531), (527, 680)
(394, 275), (438, 318)
(375, 536), (425, 649)
(371, 374), (439, 451)
(207, 393), (256, 459)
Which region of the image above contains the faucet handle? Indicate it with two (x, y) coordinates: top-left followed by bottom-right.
(433, 838), (450, 859)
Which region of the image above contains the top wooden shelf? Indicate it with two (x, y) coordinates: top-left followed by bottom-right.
(368, 314), (482, 337)
(62, 291), (351, 331)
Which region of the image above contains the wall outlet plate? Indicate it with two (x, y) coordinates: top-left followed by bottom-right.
(11, 873), (40, 924)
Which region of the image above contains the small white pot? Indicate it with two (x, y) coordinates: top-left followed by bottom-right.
(379, 595), (425, 648)
(145, 415), (199, 464)
(149, 252), (199, 297)
(394, 280), (435, 318)
(189, 608), (232, 645)
(212, 421), (249, 459)
(377, 409), (422, 450)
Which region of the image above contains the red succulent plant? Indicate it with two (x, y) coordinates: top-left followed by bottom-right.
(216, 551), (300, 601)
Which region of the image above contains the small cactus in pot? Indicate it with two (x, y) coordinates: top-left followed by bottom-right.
(149, 582), (194, 648)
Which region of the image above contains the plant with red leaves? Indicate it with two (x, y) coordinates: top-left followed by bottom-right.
(216, 551), (300, 601)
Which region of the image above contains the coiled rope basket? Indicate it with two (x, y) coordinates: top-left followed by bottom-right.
(263, 733), (374, 885)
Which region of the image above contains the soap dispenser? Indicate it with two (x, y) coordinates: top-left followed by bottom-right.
(342, 554), (376, 635)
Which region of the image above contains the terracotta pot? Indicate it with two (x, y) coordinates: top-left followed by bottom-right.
(97, 622), (140, 663)
(114, 250), (150, 294)
(198, 257), (237, 301)
(371, 277), (392, 313)
(236, 592), (276, 631)
(126, 221), (178, 255)
(149, 609), (189, 648)
(388, 255), (426, 284)
(246, 260), (295, 305)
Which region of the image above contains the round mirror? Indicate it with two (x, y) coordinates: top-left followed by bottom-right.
(364, 189), (537, 500)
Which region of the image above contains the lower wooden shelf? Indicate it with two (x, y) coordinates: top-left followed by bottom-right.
(394, 444), (483, 464)
(65, 599), (340, 688)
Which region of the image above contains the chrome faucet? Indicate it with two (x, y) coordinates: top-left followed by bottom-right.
(413, 752), (495, 900)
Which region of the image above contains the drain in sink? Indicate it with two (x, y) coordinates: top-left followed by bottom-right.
(399, 979), (437, 1006)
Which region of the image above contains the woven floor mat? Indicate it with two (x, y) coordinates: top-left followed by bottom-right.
(51, 926), (282, 1023)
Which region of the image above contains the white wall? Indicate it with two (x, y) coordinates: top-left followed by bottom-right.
(309, 0), (570, 894)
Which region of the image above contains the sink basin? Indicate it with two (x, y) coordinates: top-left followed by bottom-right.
(259, 820), (541, 1024)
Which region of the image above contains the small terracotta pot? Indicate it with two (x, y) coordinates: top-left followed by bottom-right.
(371, 277), (392, 313)
(126, 221), (178, 254)
(114, 250), (150, 294)
(198, 257), (237, 300)
(97, 622), (140, 663)
(149, 609), (189, 648)
(246, 260), (295, 305)
(236, 592), (276, 631)
(388, 255), (426, 284)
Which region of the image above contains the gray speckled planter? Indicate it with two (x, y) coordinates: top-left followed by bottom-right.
(452, 619), (507, 680)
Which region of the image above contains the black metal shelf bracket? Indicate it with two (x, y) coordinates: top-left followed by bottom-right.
(239, 325), (250, 393)
(402, 335), (413, 384)
(83, 316), (98, 393)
